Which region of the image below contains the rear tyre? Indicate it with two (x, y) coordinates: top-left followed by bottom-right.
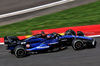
(14, 45), (26, 58)
(72, 40), (84, 50)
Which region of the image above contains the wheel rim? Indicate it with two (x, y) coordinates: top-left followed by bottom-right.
(17, 49), (26, 57)
(75, 42), (82, 49)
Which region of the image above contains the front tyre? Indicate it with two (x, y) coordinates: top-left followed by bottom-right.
(72, 40), (84, 50)
(14, 45), (26, 58)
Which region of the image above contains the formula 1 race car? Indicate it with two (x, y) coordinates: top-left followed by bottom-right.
(4, 29), (97, 58)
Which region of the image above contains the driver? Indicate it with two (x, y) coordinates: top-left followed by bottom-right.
(46, 32), (61, 39)
(47, 34), (55, 39)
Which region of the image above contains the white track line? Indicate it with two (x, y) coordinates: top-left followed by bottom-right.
(0, 43), (4, 45)
(0, 0), (74, 19)
(88, 35), (100, 38)
(0, 35), (100, 45)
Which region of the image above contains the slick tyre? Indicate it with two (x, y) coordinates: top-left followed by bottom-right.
(72, 40), (84, 50)
(14, 45), (26, 58)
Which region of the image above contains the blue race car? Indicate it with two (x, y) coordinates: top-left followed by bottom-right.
(4, 29), (97, 58)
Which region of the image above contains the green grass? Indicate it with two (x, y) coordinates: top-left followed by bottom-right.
(0, 1), (100, 37)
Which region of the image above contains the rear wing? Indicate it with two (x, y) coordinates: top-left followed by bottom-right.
(4, 36), (20, 45)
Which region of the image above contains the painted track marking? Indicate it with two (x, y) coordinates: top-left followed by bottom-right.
(0, 0), (74, 19)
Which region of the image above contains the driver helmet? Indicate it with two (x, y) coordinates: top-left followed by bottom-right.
(47, 34), (54, 38)
(53, 32), (57, 36)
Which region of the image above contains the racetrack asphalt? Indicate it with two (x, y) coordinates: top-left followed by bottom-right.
(0, 0), (98, 26)
(0, 37), (100, 66)
(0, 0), (59, 14)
